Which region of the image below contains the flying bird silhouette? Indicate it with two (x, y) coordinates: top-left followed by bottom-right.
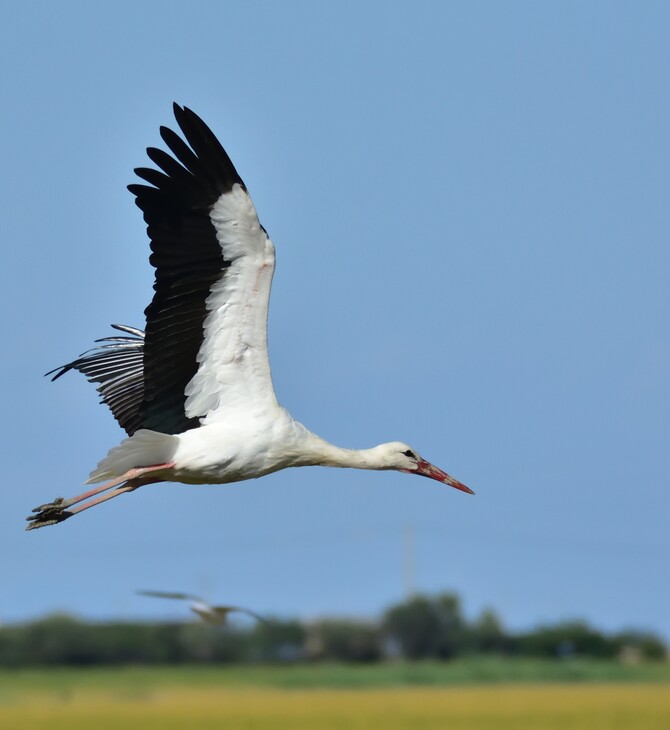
(137, 590), (267, 625)
(27, 104), (473, 531)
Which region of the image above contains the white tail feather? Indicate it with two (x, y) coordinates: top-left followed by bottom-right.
(87, 429), (179, 483)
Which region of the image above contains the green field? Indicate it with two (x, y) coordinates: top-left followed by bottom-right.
(1, 662), (669, 730)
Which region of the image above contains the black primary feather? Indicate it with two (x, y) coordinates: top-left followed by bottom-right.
(47, 325), (145, 436)
(51, 105), (248, 435)
(130, 103), (246, 434)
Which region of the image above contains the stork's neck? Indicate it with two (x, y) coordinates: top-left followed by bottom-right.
(300, 434), (384, 470)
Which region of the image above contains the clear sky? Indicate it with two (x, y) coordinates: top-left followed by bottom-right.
(1, 1), (668, 639)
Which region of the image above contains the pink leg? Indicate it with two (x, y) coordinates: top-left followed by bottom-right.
(33, 462), (176, 511)
(26, 463), (174, 531)
(67, 477), (162, 517)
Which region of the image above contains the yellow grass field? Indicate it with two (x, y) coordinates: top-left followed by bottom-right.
(1, 683), (669, 730)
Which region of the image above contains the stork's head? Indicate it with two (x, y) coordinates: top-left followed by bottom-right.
(374, 442), (474, 494)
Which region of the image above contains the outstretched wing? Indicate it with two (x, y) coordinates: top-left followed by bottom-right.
(129, 103), (278, 435)
(50, 106), (278, 435)
(47, 325), (145, 436)
(136, 589), (203, 602)
(224, 606), (270, 624)
(197, 605), (269, 625)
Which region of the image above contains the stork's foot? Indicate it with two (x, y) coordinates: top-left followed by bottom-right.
(26, 499), (74, 530)
(25, 463), (174, 531)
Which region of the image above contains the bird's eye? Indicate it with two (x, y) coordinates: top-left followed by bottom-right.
(402, 449), (416, 459)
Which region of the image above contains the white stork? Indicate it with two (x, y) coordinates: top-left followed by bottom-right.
(27, 104), (473, 530)
(137, 590), (268, 625)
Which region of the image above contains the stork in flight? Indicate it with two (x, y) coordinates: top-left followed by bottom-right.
(137, 590), (268, 625)
(27, 104), (473, 531)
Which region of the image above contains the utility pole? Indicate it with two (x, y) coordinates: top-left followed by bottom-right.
(403, 523), (416, 598)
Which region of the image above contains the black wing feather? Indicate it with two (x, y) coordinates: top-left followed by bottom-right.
(51, 105), (247, 436)
(130, 103), (245, 434)
(47, 325), (145, 436)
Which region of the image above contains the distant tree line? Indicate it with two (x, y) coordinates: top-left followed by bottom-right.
(0, 592), (665, 666)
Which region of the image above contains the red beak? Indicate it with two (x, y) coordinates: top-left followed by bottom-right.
(415, 460), (475, 495)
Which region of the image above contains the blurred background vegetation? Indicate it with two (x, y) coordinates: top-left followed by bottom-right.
(1, 591), (664, 667)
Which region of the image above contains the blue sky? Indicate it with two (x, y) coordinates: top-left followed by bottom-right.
(1, 1), (669, 639)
